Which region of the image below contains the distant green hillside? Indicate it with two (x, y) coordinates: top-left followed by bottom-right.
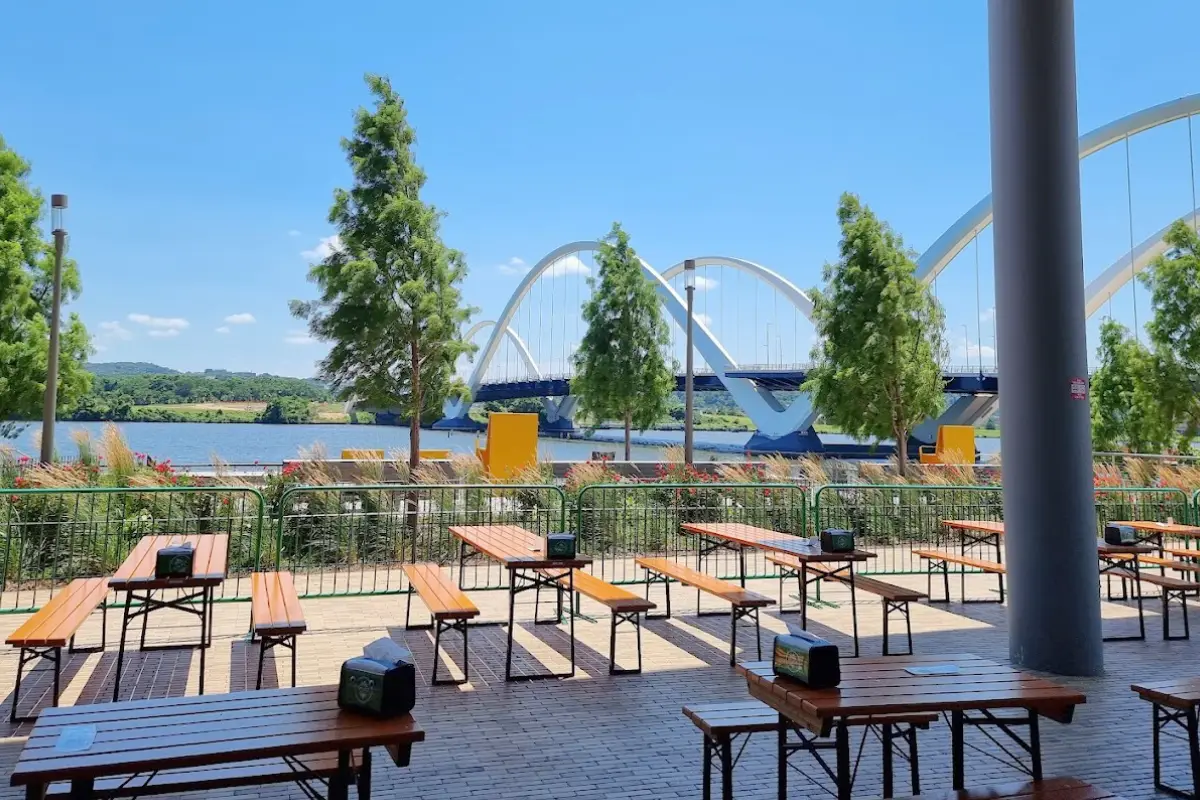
(86, 361), (179, 376)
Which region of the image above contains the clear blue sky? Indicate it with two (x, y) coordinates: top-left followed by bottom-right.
(2, 0), (1197, 377)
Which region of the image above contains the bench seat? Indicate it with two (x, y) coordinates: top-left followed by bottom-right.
(46, 752), (360, 798)
(540, 569), (655, 674)
(914, 549), (1006, 605)
(636, 557), (773, 665)
(1109, 568), (1196, 640)
(403, 563), (479, 684)
(768, 555), (926, 656)
(889, 777), (1124, 800)
(6, 578), (108, 723)
(250, 571), (305, 689)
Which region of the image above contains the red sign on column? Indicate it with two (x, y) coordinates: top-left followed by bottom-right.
(1069, 377), (1087, 400)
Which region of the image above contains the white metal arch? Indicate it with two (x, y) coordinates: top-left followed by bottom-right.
(660, 256), (815, 319)
(462, 320), (541, 380)
(917, 93), (1200, 283)
(1084, 208), (1200, 318)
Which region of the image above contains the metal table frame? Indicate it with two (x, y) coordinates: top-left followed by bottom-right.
(112, 583), (217, 701)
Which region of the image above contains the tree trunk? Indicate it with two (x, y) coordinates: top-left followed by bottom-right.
(895, 426), (908, 478)
(624, 410), (633, 461)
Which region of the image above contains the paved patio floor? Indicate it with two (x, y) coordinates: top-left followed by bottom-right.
(0, 573), (1192, 799)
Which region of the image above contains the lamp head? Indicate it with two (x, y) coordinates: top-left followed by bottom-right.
(683, 258), (696, 290)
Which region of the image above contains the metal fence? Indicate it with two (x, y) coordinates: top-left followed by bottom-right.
(0, 486), (266, 612)
(573, 482), (806, 584)
(272, 484), (568, 597)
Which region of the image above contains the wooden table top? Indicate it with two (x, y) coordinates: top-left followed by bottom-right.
(1131, 677), (1200, 710)
(681, 522), (875, 561)
(448, 525), (592, 570)
(942, 520), (1006, 536)
(9, 685), (424, 787)
(109, 534), (229, 591)
(1096, 542), (1157, 556)
(741, 653), (1085, 736)
(1108, 520), (1200, 536)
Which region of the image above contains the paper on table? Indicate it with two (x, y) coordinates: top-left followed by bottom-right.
(905, 665), (961, 676)
(55, 725), (97, 753)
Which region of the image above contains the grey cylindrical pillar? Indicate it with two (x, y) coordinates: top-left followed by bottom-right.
(988, 0), (1103, 675)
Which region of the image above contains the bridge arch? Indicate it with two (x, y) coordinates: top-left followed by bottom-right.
(462, 320), (541, 380)
(1084, 208), (1200, 317)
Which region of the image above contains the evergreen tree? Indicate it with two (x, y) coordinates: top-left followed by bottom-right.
(1089, 319), (1175, 453)
(804, 193), (946, 475)
(292, 75), (474, 470)
(572, 223), (676, 459)
(0, 137), (91, 437)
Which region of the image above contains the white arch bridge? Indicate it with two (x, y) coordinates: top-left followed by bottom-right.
(437, 94), (1200, 455)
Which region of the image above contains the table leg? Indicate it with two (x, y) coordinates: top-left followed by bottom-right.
(568, 569), (576, 678)
(1135, 556), (1146, 641)
(198, 586), (209, 695)
(358, 746), (373, 800)
(738, 547), (747, 588)
(994, 533), (1005, 603)
(835, 720), (852, 800)
(702, 737), (712, 800)
(329, 749), (351, 800)
(113, 590), (133, 702)
(1029, 712), (1042, 781)
(777, 715), (787, 800)
(25, 784), (45, 800)
(882, 723), (894, 799)
(505, 575), (517, 682)
(800, 564), (809, 629)
(848, 564), (860, 658)
(720, 734), (733, 800)
(951, 710), (965, 790)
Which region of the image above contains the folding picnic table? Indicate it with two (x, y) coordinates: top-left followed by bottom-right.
(448, 524), (591, 681)
(941, 520), (1006, 602)
(109, 534), (228, 700)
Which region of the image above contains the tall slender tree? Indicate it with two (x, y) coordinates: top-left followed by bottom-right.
(804, 193), (946, 475)
(1089, 318), (1175, 453)
(0, 137), (91, 438)
(292, 75), (474, 470)
(572, 223), (675, 459)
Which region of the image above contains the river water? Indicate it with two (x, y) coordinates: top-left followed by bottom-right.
(5, 421), (1000, 466)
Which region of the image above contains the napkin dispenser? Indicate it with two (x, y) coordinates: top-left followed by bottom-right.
(338, 657), (416, 719)
(155, 543), (195, 579)
(546, 532), (576, 560)
(1104, 524), (1137, 546)
(773, 631), (841, 689)
(820, 528), (855, 553)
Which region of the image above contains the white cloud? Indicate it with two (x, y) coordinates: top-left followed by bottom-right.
(215, 326), (231, 334)
(301, 234), (343, 261)
(544, 254), (590, 278)
(93, 343), (108, 352)
(284, 330), (316, 345)
(694, 276), (718, 292)
(498, 257), (528, 276)
(128, 313), (189, 331)
(99, 320), (133, 340)
(223, 313), (256, 325)
(953, 343), (996, 362)
(694, 313), (714, 328)
(148, 329), (180, 338)
(287, 229), (302, 237)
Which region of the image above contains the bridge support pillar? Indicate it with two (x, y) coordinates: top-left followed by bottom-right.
(911, 395), (999, 446)
(989, 0), (1102, 675)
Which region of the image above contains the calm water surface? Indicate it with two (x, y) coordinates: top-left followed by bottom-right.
(6, 421), (999, 466)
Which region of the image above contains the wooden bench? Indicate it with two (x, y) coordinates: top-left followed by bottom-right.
(1110, 568), (1195, 640)
(889, 777), (1125, 800)
(768, 554), (927, 656)
(913, 549), (1006, 604)
(250, 571), (306, 690)
(538, 569), (656, 675)
(5, 578), (108, 723)
(636, 557), (774, 665)
(683, 696), (937, 800)
(47, 752), (360, 797)
(403, 563), (480, 685)
(1132, 677), (1200, 799)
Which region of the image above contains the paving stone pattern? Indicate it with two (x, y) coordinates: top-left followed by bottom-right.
(0, 572), (1193, 799)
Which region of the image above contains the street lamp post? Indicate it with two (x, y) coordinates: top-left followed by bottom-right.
(684, 259), (696, 465)
(40, 194), (68, 465)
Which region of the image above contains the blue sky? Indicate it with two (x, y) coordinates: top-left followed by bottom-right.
(2, 0), (1198, 378)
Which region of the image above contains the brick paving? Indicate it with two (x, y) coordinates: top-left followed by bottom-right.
(0, 572), (1194, 799)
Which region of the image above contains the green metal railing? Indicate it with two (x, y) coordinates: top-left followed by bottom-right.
(272, 483), (568, 597)
(573, 482), (805, 585)
(0, 486), (266, 613)
(1093, 486), (1191, 530)
(813, 484), (1004, 574)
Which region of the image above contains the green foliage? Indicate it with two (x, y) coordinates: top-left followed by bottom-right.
(804, 193), (946, 475)
(1140, 220), (1200, 449)
(0, 136), (91, 437)
(258, 397), (314, 424)
(292, 74), (474, 468)
(76, 373), (329, 407)
(86, 361), (178, 376)
(572, 223), (676, 459)
(1089, 319), (1176, 453)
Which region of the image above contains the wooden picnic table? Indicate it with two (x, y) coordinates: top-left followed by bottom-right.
(740, 653), (1086, 799)
(941, 520), (1006, 602)
(448, 524), (591, 681)
(1108, 520), (1200, 551)
(108, 534), (229, 701)
(8, 685), (424, 800)
(1097, 542), (1156, 642)
(1131, 677), (1200, 799)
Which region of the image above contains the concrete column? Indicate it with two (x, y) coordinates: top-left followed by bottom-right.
(988, 0), (1103, 675)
